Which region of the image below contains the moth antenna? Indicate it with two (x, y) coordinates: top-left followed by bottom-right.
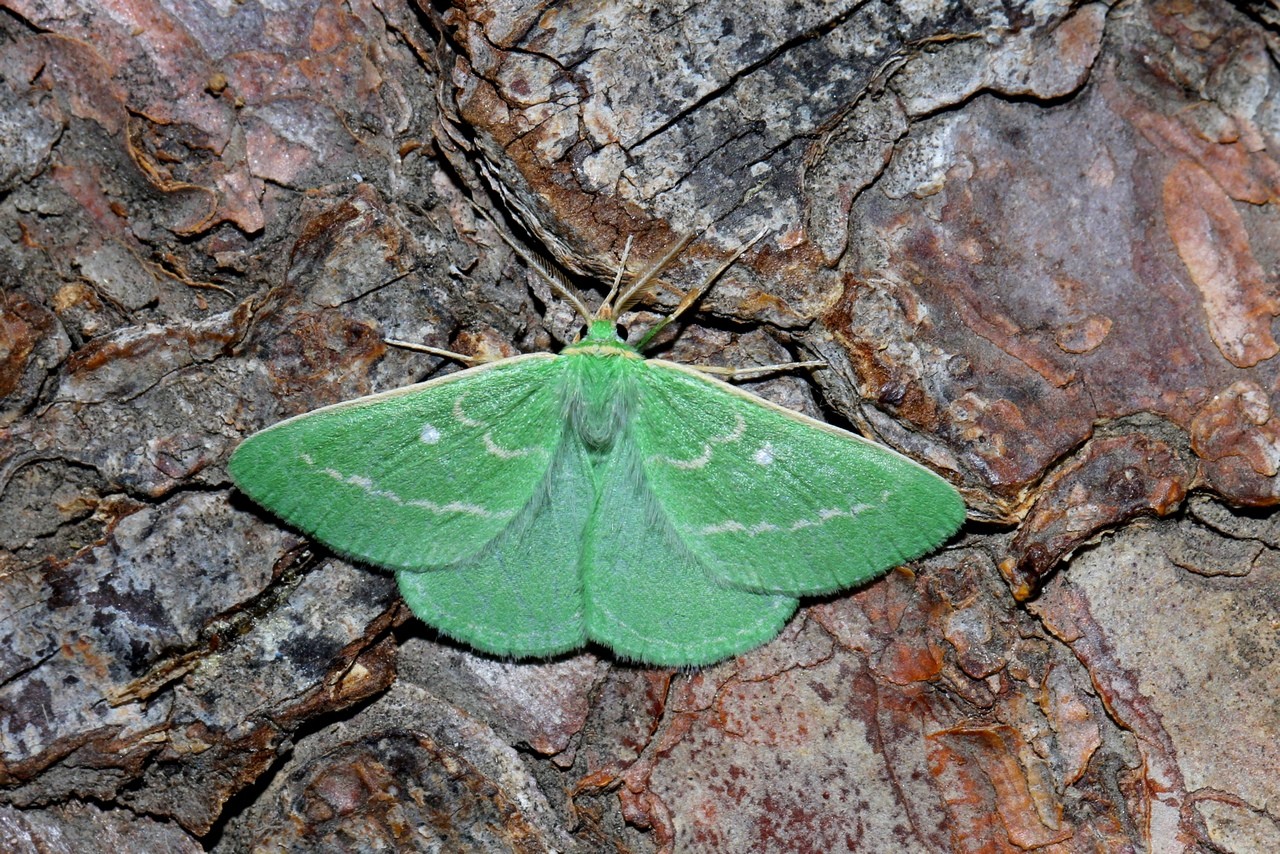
(612, 232), (695, 316)
(527, 247), (596, 321)
(384, 338), (488, 366)
(466, 199), (595, 322)
(635, 229), (768, 352)
(599, 235), (635, 314)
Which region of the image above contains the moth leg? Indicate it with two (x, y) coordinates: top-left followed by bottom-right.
(383, 338), (490, 366)
(687, 359), (827, 380)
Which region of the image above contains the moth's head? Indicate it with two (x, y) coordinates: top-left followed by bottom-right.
(581, 316), (623, 344)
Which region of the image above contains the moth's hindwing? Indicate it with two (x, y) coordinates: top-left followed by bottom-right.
(395, 439), (594, 658)
(582, 442), (799, 666)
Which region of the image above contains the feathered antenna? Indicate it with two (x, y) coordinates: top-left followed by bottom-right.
(634, 229), (768, 351)
(610, 233), (695, 316)
(467, 200), (594, 322)
(598, 235), (635, 314)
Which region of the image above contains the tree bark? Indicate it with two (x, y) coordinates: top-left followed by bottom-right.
(1, 0), (1278, 851)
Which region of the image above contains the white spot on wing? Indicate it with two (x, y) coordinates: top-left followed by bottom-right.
(753, 443), (774, 466)
(420, 423), (441, 444)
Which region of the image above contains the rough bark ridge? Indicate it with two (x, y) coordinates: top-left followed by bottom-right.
(1, 0), (1278, 851)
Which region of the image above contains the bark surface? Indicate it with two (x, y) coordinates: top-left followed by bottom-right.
(1, 1), (1278, 851)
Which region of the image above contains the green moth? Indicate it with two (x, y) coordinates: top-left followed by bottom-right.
(229, 230), (964, 666)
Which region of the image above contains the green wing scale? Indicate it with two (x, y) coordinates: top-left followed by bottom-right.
(229, 354), (565, 570)
(396, 441), (594, 659)
(634, 360), (966, 596)
(581, 444), (798, 666)
(394, 430), (799, 666)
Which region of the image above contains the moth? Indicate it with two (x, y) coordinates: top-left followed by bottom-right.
(229, 223), (964, 666)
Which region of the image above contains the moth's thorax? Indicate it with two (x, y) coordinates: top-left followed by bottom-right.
(562, 320), (640, 452)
